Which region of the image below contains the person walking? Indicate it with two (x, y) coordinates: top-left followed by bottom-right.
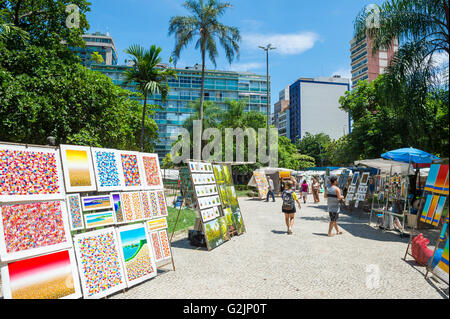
(301, 180), (309, 204)
(312, 178), (320, 203)
(324, 176), (344, 237)
(281, 181), (301, 234)
(265, 176), (275, 202)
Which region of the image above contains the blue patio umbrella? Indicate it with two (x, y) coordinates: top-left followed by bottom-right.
(381, 147), (440, 164)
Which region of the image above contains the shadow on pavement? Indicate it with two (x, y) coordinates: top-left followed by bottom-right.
(271, 230), (288, 235)
(170, 237), (208, 251)
(312, 233), (329, 237)
(403, 259), (449, 299)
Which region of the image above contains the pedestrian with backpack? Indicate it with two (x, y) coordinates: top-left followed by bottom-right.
(282, 181), (302, 235)
(324, 176), (344, 237)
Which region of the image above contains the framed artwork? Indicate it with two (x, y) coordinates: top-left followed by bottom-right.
(66, 193), (84, 231)
(116, 223), (157, 288)
(351, 172), (360, 185)
(139, 153), (163, 189)
(131, 191), (144, 221)
(191, 174), (216, 185)
(140, 191), (153, 219)
(59, 144), (96, 193)
(121, 192), (133, 222)
(213, 165), (225, 185)
(1, 249), (82, 299)
(120, 192), (144, 222)
(0, 200), (72, 262)
(200, 206), (221, 223)
(359, 172), (370, 186)
(149, 231), (164, 262)
(188, 161), (213, 173)
(118, 150), (143, 191)
(203, 216), (229, 251)
(146, 217), (168, 232)
(197, 195), (221, 210)
(148, 191), (160, 219)
(156, 190), (168, 217)
(81, 194), (113, 212)
(158, 229), (171, 259)
(111, 192), (125, 224)
(420, 195), (439, 224)
(91, 147), (125, 192)
(433, 238), (448, 283)
(194, 184), (218, 197)
(84, 211), (116, 229)
(0, 144), (65, 203)
(73, 227), (127, 299)
(348, 186), (356, 193)
(253, 172), (269, 199)
(431, 196), (447, 227)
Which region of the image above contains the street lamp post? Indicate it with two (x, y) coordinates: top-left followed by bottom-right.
(259, 44), (276, 166)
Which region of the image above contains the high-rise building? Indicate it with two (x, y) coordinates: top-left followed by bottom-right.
(350, 33), (398, 89)
(70, 32), (118, 66)
(289, 76), (350, 143)
(272, 87), (290, 138)
(93, 64), (269, 160)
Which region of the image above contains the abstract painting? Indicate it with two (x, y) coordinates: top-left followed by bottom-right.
(59, 145), (96, 193)
(156, 190), (168, 217)
(116, 224), (157, 287)
(140, 191), (152, 219)
(81, 195), (113, 212)
(431, 196), (447, 227)
(0, 144), (65, 203)
(420, 195), (438, 224)
(253, 172), (269, 199)
(1, 249), (82, 299)
(118, 151), (143, 190)
(149, 231), (164, 262)
(66, 194), (84, 231)
(73, 227), (126, 299)
(203, 216), (229, 251)
(131, 191), (144, 221)
(140, 153), (163, 189)
(111, 192), (125, 224)
(84, 211), (116, 229)
(433, 238), (449, 284)
(121, 192), (133, 222)
(0, 200), (72, 262)
(158, 229), (171, 259)
(91, 147), (124, 192)
(148, 191), (160, 218)
(146, 217), (168, 232)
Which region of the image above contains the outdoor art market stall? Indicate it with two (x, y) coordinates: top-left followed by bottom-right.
(0, 142), (174, 299)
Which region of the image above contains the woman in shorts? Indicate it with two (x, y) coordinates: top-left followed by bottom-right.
(324, 176), (344, 237)
(281, 181), (302, 234)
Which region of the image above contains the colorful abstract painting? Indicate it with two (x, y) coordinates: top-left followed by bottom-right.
(119, 151), (142, 190)
(0, 201), (72, 262)
(156, 191), (168, 217)
(253, 172), (269, 199)
(420, 195), (438, 224)
(84, 211), (116, 229)
(146, 217), (168, 232)
(116, 224), (157, 287)
(150, 231), (164, 262)
(140, 153), (163, 189)
(1, 249), (82, 299)
(0, 145), (65, 203)
(121, 192), (133, 222)
(131, 192), (144, 221)
(66, 194), (84, 231)
(60, 145), (96, 193)
(158, 229), (171, 259)
(111, 192), (125, 224)
(431, 196), (446, 227)
(91, 148), (124, 192)
(73, 227), (126, 299)
(148, 191), (160, 218)
(433, 238), (449, 284)
(140, 191), (152, 219)
(81, 195), (113, 212)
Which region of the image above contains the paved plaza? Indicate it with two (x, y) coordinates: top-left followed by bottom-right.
(110, 196), (448, 299)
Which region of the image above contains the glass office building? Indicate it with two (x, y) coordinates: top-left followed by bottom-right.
(92, 64), (269, 160)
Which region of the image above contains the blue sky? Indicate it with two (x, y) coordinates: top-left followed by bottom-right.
(86, 0), (386, 108)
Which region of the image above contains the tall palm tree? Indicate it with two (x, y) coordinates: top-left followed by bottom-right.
(124, 44), (177, 152)
(168, 0), (241, 159)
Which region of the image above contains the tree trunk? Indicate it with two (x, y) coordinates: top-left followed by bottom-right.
(196, 42), (206, 161)
(140, 94), (147, 152)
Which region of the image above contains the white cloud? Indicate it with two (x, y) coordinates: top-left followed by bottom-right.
(228, 62), (264, 72)
(242, 31), (320, 55)
(332, 68), (352, 80)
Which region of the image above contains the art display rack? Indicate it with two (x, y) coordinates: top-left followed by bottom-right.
(0, 141), (175, 299)
(403, 162), (449, 285)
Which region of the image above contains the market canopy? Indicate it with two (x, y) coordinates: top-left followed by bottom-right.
(354, 158), (414, 175)
(257, 167), (295, 174)
(381, 147), (439, 164)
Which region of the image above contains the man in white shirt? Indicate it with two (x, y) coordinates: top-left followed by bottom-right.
(266, 176), (275, 202)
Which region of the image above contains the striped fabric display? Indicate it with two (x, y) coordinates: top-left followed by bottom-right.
(440, 216), (449, 241)
(424, 165), (440, 192)
(425, 196), (440, 224)
(434, 238), (449, 284)
(420, 195), (433, 223)
(431, 196), (447, 227)
(434, 165), (449, 195)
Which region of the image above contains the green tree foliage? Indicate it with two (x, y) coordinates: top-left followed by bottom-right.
(0, 0), (159, 151)
(295, 132), (332, 167)
(279, 136), (315, 170)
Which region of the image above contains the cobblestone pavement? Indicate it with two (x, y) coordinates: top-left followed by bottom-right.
(109, 197), (448, 299)
(1, 197), (447, 299)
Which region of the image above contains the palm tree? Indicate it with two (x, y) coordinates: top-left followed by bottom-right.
(168, 0), (241, 159)
(124, 44), (177, 152)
